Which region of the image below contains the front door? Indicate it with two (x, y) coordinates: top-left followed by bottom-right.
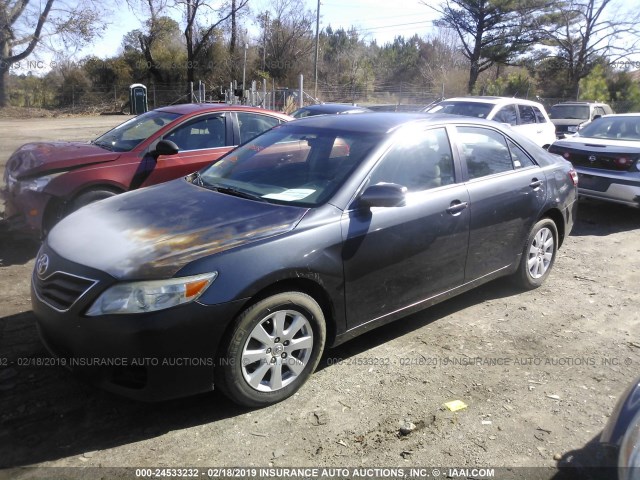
(342, 127), (470, 330)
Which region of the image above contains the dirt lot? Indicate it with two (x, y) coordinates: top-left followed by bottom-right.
(0, 116), (639, 480)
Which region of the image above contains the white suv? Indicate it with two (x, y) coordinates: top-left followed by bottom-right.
(424, 96), (556, 149)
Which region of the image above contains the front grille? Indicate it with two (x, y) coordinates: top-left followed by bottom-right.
(33, 271), (97, 311)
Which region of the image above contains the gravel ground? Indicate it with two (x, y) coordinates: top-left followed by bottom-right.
(0, 116), (639, 480)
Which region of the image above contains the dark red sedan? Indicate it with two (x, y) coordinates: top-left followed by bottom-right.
(1, 104), (292, 236)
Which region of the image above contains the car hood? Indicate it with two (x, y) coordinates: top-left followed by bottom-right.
(47, 179), (309, 280)
(7, 142), (121, 179)
(553, 136), (640, 152)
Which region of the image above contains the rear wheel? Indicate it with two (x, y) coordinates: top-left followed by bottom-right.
(514, 218), (558, 289)
(216, 292), (326, 407)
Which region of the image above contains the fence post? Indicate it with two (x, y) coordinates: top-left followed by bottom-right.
(263, 79), (267, 109)
(299, 74), (303, 109)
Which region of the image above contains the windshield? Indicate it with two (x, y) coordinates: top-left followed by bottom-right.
(425, 101), (493, 119)
(577, 116), (640, 141)
(199, 125), (381, 206)
(549, 105), (590, 120)
(93, 110), (182, 152)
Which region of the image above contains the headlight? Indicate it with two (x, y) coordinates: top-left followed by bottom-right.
(86, 272), (217, 316)
(619, 410), (640, 480)
(16, 172), (65, 193)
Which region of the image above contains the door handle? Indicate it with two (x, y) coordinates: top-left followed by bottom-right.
(446, 200), (468, 215)
(529, 178), (543, 189)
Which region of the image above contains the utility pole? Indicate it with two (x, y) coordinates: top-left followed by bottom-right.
(313, 0), (320, 99)
(262, 12), (269, 71)
(243, 42), (248, 94)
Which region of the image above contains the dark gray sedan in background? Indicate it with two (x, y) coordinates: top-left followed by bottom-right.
(31, 113), (578, 407)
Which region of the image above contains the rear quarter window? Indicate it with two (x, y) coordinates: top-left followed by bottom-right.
(532, 106), (547, 123)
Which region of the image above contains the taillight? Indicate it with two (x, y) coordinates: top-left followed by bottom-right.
(614, 157), (632, 168)
(569, 169), (578, 186)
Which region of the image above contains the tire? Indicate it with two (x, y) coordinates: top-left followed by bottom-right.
(514, 218), (558, 290)
(216, 292), (326, 407)
(68, 188), (120, 214)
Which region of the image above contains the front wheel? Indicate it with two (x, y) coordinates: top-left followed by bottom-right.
(216, 292), (326, 407)
(514, 218), (558, 290)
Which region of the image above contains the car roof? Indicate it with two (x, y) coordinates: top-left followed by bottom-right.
(156, 103), (292, 119)
(600, 113), (640, 118)
(441, 96), (545, 108)
(298, 103), (371, 113)
(552, 101), (609, 106)
(283, 112), (510, 134)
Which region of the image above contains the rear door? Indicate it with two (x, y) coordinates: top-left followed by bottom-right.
(342, 126), (470, 329)
(454, 125), (547, 281)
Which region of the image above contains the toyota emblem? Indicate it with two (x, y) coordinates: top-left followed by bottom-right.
(36, 254), (50, 278)
(588, 155), (597, 163)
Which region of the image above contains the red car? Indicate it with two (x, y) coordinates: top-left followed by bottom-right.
(1, 104), (292, 236)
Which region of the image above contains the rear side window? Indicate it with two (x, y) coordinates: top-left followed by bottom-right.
(518, 105), (537, 124)
(237, 112), (281, 144)
(532, 107), (547, 123)
(508, 140), (536, 168)
(493, 105), (517, 125)
(457, 126), (514, 179)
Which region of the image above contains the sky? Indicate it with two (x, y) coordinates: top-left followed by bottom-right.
(83, 0), (439, 60)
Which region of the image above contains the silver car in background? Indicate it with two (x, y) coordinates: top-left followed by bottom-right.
(548, 114), (640, 208)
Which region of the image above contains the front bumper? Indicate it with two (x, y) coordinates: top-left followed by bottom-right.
(1, 185), (50, 235)
(576, 167), (640, 208)
(30, 246), (247, 401)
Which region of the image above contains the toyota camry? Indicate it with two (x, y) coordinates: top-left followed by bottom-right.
(31, 113), (578, 406)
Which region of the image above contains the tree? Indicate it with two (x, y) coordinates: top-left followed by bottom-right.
(424, 0), (548, 93)
(123, 16), (186, 84)
(178, 0), (248, 86)
(608, 71), (640, 112)
(0, 0), (104, 107)
(261, 0), (315, 83)
(540, 0), (640, 98)
(578, 63), (608, 101)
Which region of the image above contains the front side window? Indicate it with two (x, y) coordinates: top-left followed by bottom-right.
(92, 110), (182, 152)
(199, 126), (380, 206)
(457, 126), (514, 179)
(369, 127), (455, 191)
(165, 115), (226, 151)
(237, 112), (281, 144)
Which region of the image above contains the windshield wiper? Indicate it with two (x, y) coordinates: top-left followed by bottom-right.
(92, 140), (114, 151)
(189, 171), (205, 186)
(208, 183), (267, 202)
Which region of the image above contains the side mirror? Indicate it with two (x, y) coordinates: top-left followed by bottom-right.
(358, 183), (407, 208)
(154, 139), (180, 157)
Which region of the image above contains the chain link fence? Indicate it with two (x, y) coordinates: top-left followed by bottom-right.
(5, 79), (638, 114)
